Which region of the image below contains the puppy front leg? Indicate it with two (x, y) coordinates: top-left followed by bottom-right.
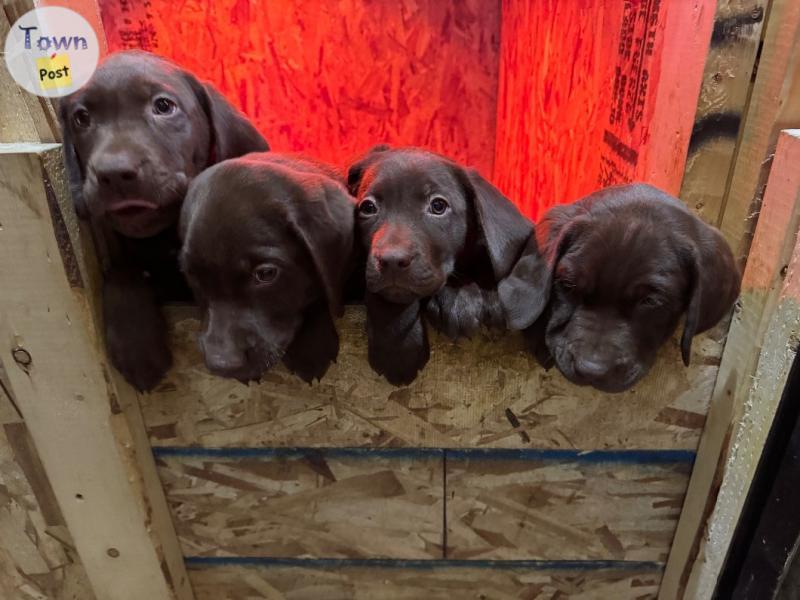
(366, 293), (429, 386)
(426, 283), (505, 339)
(103, 266), (172, 392)
(522, 311), (555, 369)
(283, 302), (340, 383)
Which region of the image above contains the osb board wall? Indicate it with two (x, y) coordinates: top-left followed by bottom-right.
(97, 0), (500, 176)
(157, 450), (445, 560)
(0, 422), (95, 600)
(142, 309), (723, 450)
(138, 308), (725, 597)
(94, 0), (713, 220)
(494, 0), (716, 218)
(155, 449), (690, 563)
(188, 563), (662, 600)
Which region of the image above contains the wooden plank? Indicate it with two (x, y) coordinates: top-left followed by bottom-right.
(679, 0), (767, 225)
(717, 0), (800, 256)
(446, 454), (691, 563)
(157, 450), (444, 560)
(0, 360), (22, 425)
(661, 130), (800, 599)
(142, 309), (724, 451)
(0, 144), (194, 600)
(0, 6), (53, 144)
(0, 422), (96, 600)
(188, 562), (663, 600)
(687, 130), (800, 597)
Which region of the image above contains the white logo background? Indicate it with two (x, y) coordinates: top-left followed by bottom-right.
(4, 7), (99, 98)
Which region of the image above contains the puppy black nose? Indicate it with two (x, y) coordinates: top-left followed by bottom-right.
(200, 338), (249, 379)
(573, 356), (610, 380)
(376, 248), (417, 271)
(94, 155), (139, 189)
(205, 353), (252, 382)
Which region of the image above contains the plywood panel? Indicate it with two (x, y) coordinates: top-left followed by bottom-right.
(157, 449), (690, 565)
(188, 562), (662, 600)
(158, 451), (444, 560)
(141, 308), (724, 451)
(0, 422), (96, 600)
(446, 454), (690, 563)
(494, 0), (715, 219)
(98, 0), (500, 175)
(0, 143), (193, 600)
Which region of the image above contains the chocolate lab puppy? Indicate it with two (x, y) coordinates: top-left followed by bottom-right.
(347, 146), (549, 385)
(58, 50), (268, 391)
(526, 183), (740, 393)
(179, 153), (355, 383)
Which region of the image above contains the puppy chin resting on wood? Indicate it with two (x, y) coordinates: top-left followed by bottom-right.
(526, 183), (741, 393)
(179, 153), (356, 385)
(58, 50), (269, 392)
(347, 145), (550, 386)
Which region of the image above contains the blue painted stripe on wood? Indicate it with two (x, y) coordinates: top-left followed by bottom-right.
(184, 556), (663, 571)
(445, 448), (695, 464)
(152, 446), (695, 464)
(153, 447), (444, 460)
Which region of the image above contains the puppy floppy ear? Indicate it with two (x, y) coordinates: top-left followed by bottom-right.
(513, 204), (591, 328)
(459, 169), (550, 329)
(57, 99), (88, 218)
(346, 145), (391, 195)
(497, 234), (552, 330)
(184, 74), (269, 161)
(288, 180), (356, 318)
(679, 226), (740, 366)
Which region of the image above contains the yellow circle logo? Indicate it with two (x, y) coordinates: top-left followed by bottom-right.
(4, 7), (100, 97)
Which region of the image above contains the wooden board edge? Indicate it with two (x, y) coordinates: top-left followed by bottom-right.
(0, 145), (194, 600)
(661, 130), (800, 599)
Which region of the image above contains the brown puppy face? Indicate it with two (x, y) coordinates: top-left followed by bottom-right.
(59, 50), (268, 238)
(348, 147), (547, 323)
(532, 184), (740, 393)
(179, 154), (354, 383)
(349, 149), (471, 304)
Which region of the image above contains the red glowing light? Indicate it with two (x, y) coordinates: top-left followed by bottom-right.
(98, 0), (713, 221)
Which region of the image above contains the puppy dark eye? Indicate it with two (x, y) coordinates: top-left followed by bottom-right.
(153, 97), (177, 116)
(253, 264), (279, 285)
(428, 196), (449, 215)
(639, 295), (664, 308)
(358, 197), (379, 216)
(73, 108), (91, 128)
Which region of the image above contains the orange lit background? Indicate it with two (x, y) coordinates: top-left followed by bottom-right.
(97, 0), (715, 220)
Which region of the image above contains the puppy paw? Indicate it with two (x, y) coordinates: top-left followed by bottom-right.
(106, 315), (172, 392)
(365, 294), (431, 385)
(103, 269), (172, 392)
(283, 307), (340, 383)
(426, 284), (503, 339)
(368, 336), (430, 386)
